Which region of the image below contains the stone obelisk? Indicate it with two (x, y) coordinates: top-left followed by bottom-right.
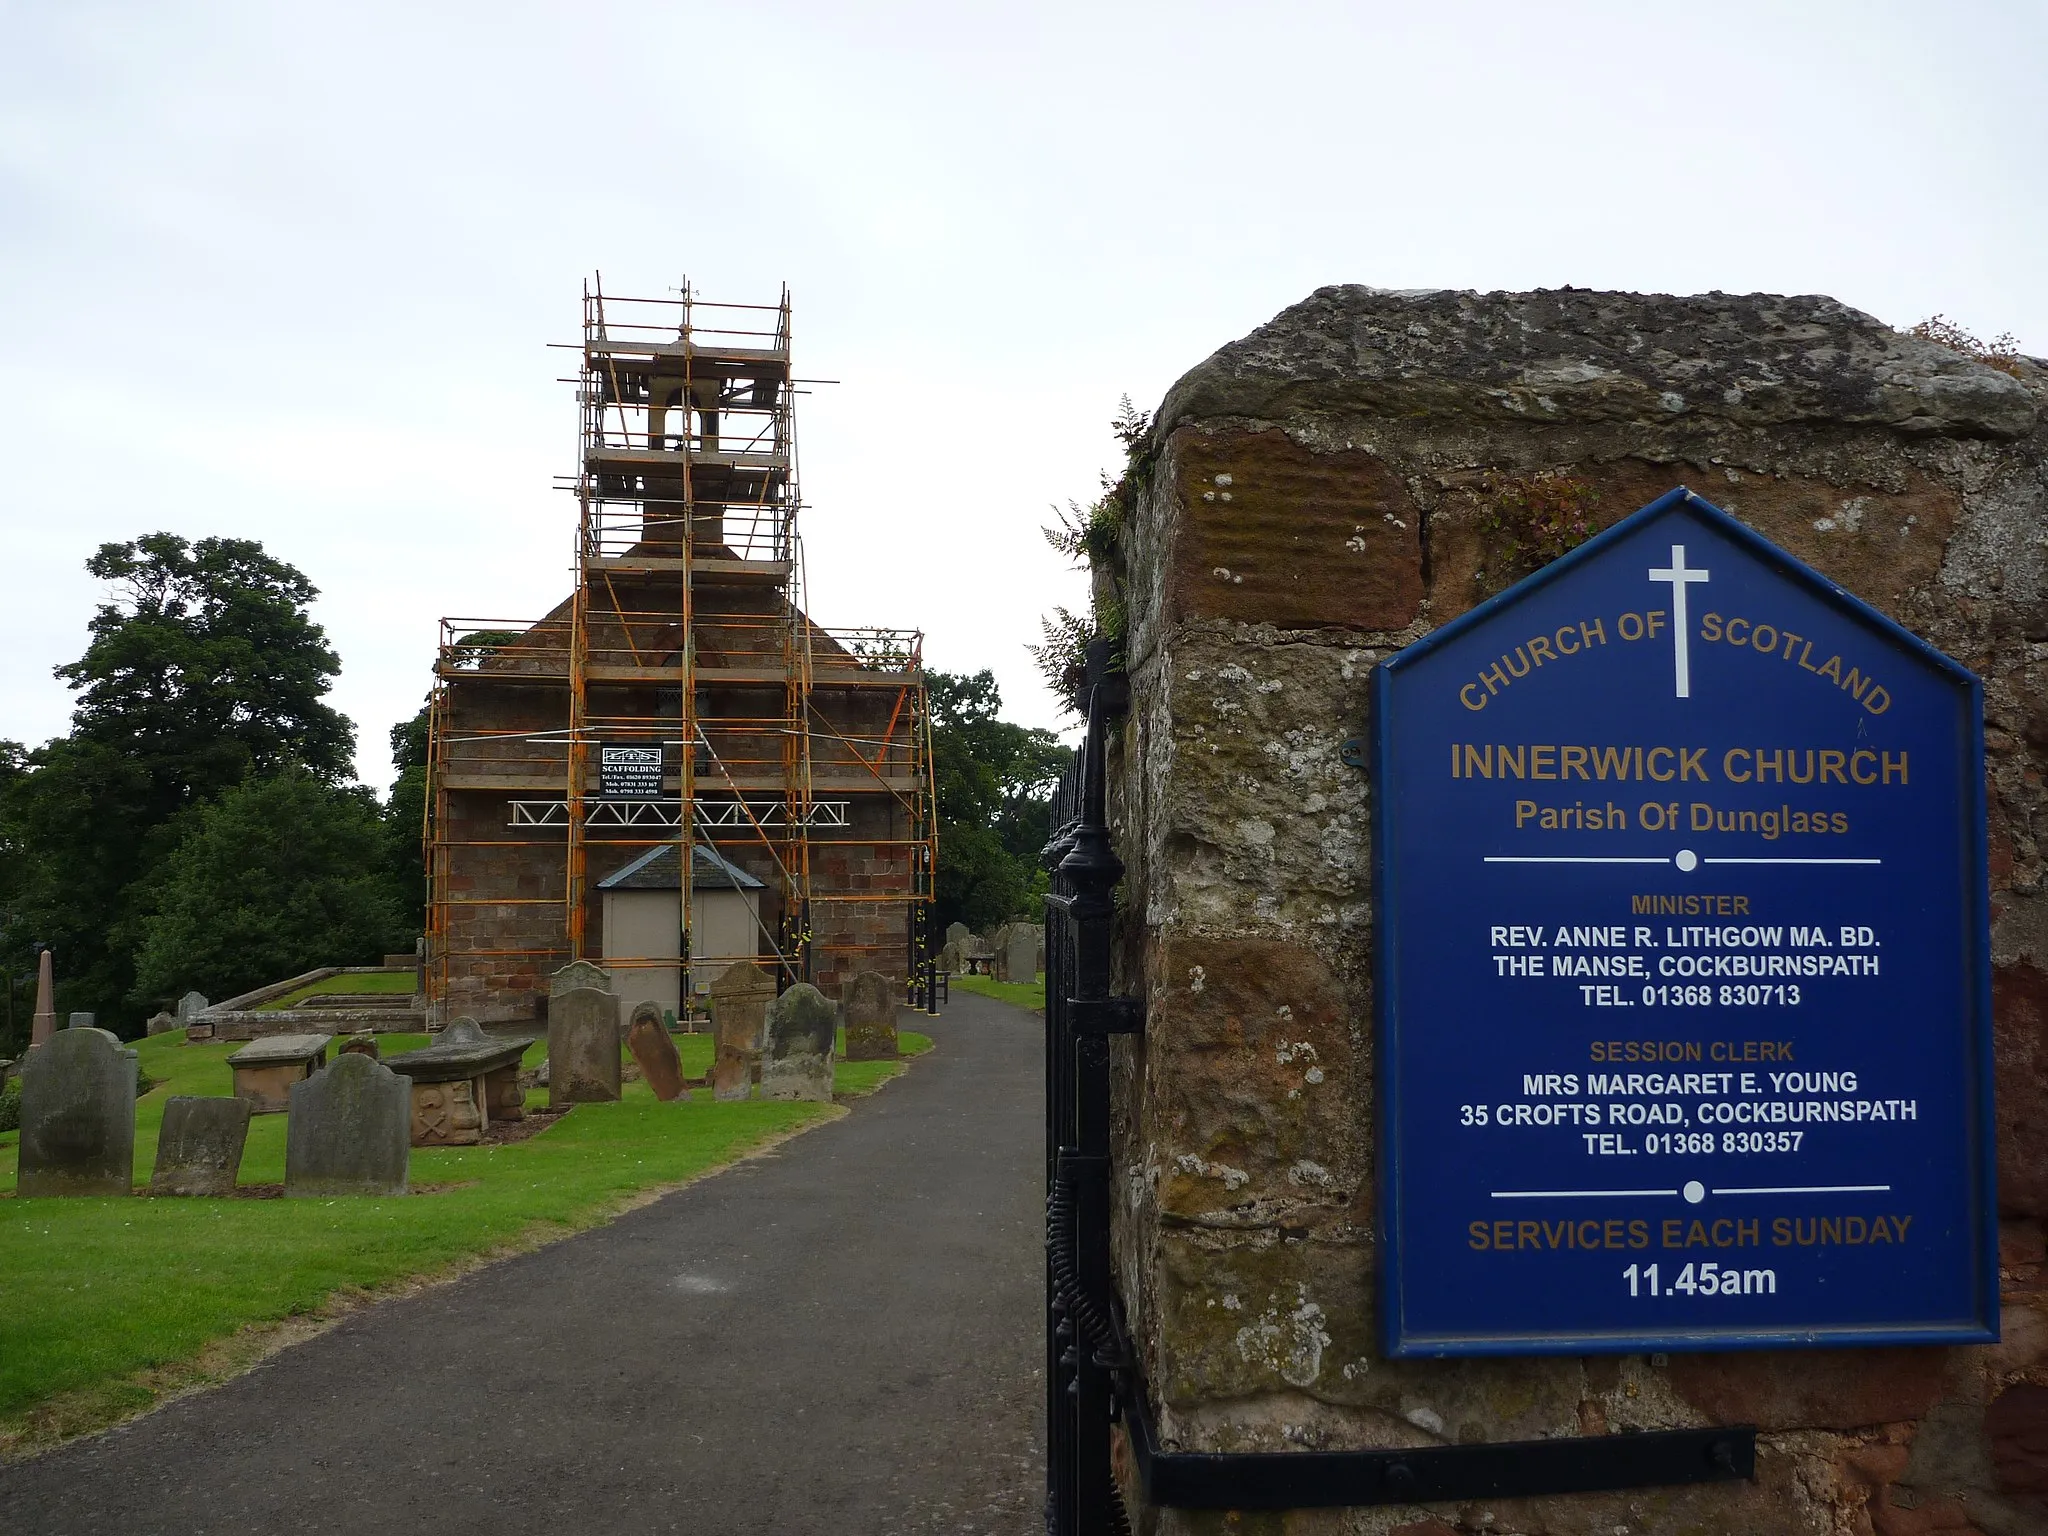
(29, 948), (57, 1048)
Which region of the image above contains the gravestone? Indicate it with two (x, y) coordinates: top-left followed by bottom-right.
(939, 940), (964, 974)
(1002, 925), (1038, 984)
(67, 1011), (96, 1030)
(549, 959), (612, 999)
(840, 970), (898, 1062)
(548, 986), (620, 1107)
(710, 960), (777, 1102)
(944, 921), (972, 949)
(340, 1032), (379, 1059)
(146, 1011), (179, 1036)
(626, 1001), (686, 1102)
(29, 948), (56, 1047)
(149, 1096), (251, 1196)
(18, 1027), (137, 1196)
(285, 1052), (410, 1197)
(176, 991), (209, 1021)
(761, 982), (835, 1103)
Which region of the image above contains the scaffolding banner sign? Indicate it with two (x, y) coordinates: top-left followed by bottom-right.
(1371, 488), (1996, 1358)
(600, 745), (663, 800)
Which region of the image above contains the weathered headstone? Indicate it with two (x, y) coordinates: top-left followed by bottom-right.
(549, 959), (612, 999)
(176, 991), (210, 1021)
(67, 1011), (96, 1030)
(29, 948), (57, 1048)
(146, 1011), (180, 1036)
(284, 1052), (410, 1197)
(761, 982), (835, 1102)
(548, 985), (620, 1107)
(840, 970), (898, 1062)
(340, 1032), (380, 1059)
(1003, 925), (1038, 984)
(939, 940), (964, 974)
(17, 1027), (137, 1197)
(626, 1001), (685, 1102)
(944, 921), (972, 949)
(149, 1096), (251, 1197)
(710, 960), (777, 1102)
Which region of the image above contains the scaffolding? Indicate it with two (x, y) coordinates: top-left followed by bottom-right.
(424, 280), (936, 1022)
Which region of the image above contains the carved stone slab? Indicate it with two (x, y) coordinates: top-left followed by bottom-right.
(150, 1096), (252, 1196)
(17, 1026), (137, 1197)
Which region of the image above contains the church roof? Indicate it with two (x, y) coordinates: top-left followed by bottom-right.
(595, 842), (765, 892)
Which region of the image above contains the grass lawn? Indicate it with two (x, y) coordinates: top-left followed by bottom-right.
(258, 970), (420, 1008)
(951, 972), (1046, 1013)
(0, 1023), (931, 1454)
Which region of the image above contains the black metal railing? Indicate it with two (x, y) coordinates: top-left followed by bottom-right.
(1039, 638), (1754, 1530)
(1043, 640), (1136, 1535)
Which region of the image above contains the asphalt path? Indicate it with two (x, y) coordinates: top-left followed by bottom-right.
(1, 989), (1045, 1534)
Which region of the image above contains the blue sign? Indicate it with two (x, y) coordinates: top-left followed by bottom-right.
(1373, 488), (1996, 1357)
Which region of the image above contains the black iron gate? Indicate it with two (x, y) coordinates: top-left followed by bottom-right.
(1043, 641), (1136, 1535)
(1037, 642), (1755, 1531)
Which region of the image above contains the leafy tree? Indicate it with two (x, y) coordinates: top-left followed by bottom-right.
(129, 768), (404, 1006)
(0, 736), (168, 1028)
(0, 533), (356, 1030)
(927, 670), (1071, 935)
(383, 699), (432, 935)
(63, 533), (353, 803)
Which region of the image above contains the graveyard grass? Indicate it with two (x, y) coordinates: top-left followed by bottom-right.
(258, 970), (420, 1008)
(0, 1025), (931, 1454)
(952, 971), (1046, 1013)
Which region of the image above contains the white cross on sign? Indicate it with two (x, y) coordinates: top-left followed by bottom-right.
(1648, 544), (1710, 698)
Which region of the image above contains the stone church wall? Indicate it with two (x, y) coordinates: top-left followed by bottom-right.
(1103, 288), (2047, 1533)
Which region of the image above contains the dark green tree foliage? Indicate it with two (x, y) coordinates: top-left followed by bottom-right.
(928, 670), (1071, 935)
(0, 738), (156, 1033)
(130, 768), (404, 1003)
(384, 700), (431, 932)
(63, 534), (353, 798)
(0, 534), (359, 1031)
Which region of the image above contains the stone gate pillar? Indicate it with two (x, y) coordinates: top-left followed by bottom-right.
(1102, 287), (2046, 1533)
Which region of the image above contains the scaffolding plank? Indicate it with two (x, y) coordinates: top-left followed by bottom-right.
(584, 338), (789, 373)
(588, 556), (792, 583)
(434, 661), (915, 687)
(440, 772), (920, 793)
(586, 445), (790, 474)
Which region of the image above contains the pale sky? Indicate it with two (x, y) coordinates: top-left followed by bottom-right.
(2, 1), (2042, 788)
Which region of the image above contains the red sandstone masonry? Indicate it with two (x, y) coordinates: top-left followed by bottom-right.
(434, 593), (922, 1019)
(1105, 287), (2048, 1534)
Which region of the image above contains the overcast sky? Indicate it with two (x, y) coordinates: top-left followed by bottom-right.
(2, 1), (2042, 786)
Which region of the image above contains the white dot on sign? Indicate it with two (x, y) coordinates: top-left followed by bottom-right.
(1675, 849), (1698, 872)
(1683, 1181), (1706, 1204)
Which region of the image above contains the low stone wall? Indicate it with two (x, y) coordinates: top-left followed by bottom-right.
(193, 966), (426, 1042)
(1103, 289), (2046, 1532)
